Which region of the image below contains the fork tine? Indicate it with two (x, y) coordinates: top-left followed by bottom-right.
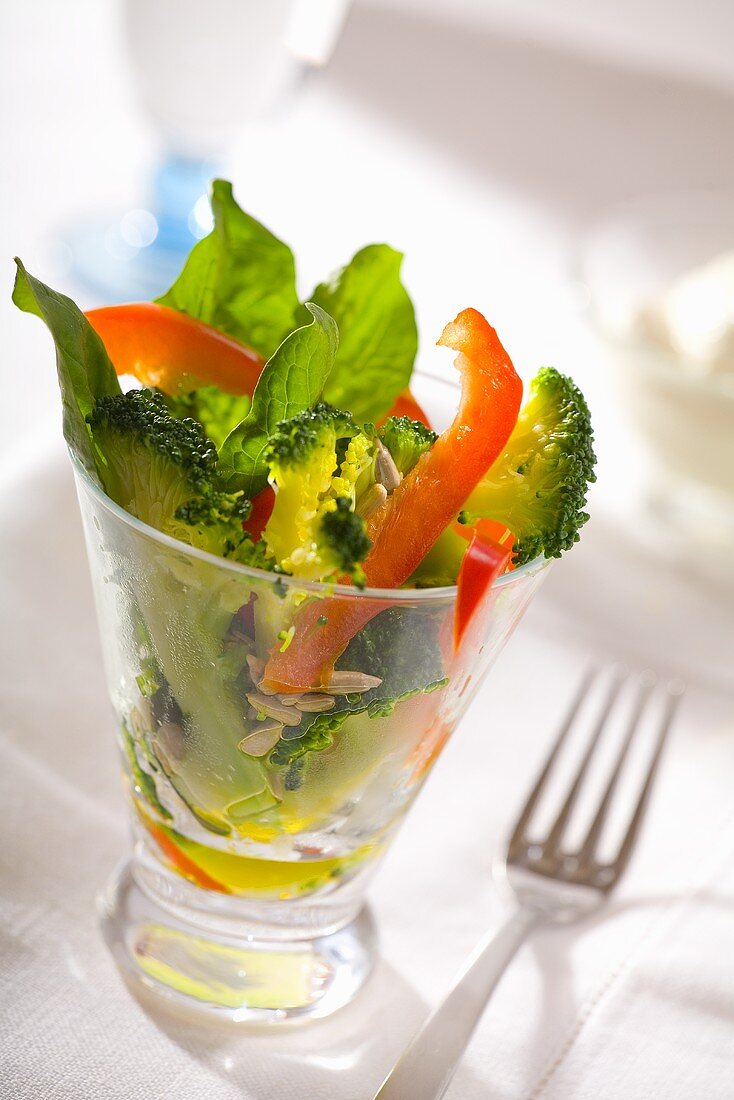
(543, 671), (624, 851)
(577, 673), (656, 863)
(508, 667), (596, 851)
(608, 683), (683, 878)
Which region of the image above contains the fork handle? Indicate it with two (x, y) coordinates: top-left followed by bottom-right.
(373, 906), (541, 1100)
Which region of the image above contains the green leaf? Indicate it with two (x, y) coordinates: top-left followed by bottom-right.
(12, 259), (120, 475)
(156, 179), (299, 358)
(218, 303), (338, 496)
(158, 385), (251, 450)
(311, 244), (418, 423)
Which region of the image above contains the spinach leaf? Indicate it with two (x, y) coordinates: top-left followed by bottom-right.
(157, 179), (299, 359)
(12, 260), (120, 475)
(310, 244), (418, 423)
(218, 303), (338, 496)
(158, 184), (417, 422)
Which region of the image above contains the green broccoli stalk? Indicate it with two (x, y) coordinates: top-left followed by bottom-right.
(404, 524), (471, 589)
(263, 402), (373, 584)
(332, 431), (375, 507)
(88, 388), (277, 825)
(462, 367), (596, 565)
(379, 416), (437, 476)
(133, 568), (277, 825)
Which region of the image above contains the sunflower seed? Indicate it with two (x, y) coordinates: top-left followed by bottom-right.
(256, 678), (279, 696)
(278, 693), (304, 707)
(356, 482), (388, 520)
(153, 721), (186, 765)
(152, 742), (174, 774)
(246, 692), (302, 726)
(238, 721), (284, 757)
(246, 654), (266, 682)
(295, 693), (336, 713)
(324, 670), (383, 694)
(375, 440), (402, 492)
(131, 701), (154, 740)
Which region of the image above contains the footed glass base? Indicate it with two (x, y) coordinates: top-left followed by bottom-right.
(98, 860), (377, 1025)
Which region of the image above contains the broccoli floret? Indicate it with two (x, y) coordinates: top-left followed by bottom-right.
(266, 401), (357, 466)
(172, 488), (253, 558)
(88, 388), (253, 560)
(158, 385), (251, 449)
(269, 709), (346, 769)
(269, 605), (448, 775)
(461, 368), (596, 565)
(340, 605), (448, 713)
(319, 497), (372, 588)
(263, 403), (373, 583)
(232, 536), (277, 571)
(88, 388), (214, 517)
(379, 415), (437, 476)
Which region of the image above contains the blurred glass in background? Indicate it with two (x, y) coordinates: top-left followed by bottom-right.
(68, 0), (351, 302)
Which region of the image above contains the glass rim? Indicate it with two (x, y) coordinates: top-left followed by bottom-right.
(70, 367), (547, 603)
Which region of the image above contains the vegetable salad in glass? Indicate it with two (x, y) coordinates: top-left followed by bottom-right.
(13, 180), (595, 1022)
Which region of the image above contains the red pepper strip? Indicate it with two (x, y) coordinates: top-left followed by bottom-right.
(85, 302), (264, 396)
(243, 486), (275, 541)
(86, 303), (423, 427)
(264, 596), (392, 691)
(263, 308), (523, 692)
(452, 518), (516, 569)
(379, 387), (432, 429)
(453, 520), (511, 651)
(409, 716), (453, 781)
(148, 823), (230, 893)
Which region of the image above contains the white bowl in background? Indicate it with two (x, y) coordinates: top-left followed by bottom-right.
(579, 191), (734, 552)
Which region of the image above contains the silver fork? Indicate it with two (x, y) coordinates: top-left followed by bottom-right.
(374, 669), (682, 1100)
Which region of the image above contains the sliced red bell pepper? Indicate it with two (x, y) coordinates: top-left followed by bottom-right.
(364, 309), (521, 584)
(85, 302), (264, 395)
(243, 486), (276, 541)
(379, 387), (432, 429)
(453, 520), (511, 651)
(409, 716), (453, 781)
(148, 822), (229, 893)
(87, 303), (424, 428)
(263, 308), (522, 691)
(455, 517), (514, 552)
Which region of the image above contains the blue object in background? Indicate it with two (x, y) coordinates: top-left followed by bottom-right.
(68, 156), (215, 304)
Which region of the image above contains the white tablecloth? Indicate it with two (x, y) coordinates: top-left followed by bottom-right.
(3, 2), (734, 1096)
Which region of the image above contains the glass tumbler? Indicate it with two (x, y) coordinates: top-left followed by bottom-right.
(72, 374), (549, 1024)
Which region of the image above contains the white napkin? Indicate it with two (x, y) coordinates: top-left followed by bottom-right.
(1, 442), (733, 1099)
